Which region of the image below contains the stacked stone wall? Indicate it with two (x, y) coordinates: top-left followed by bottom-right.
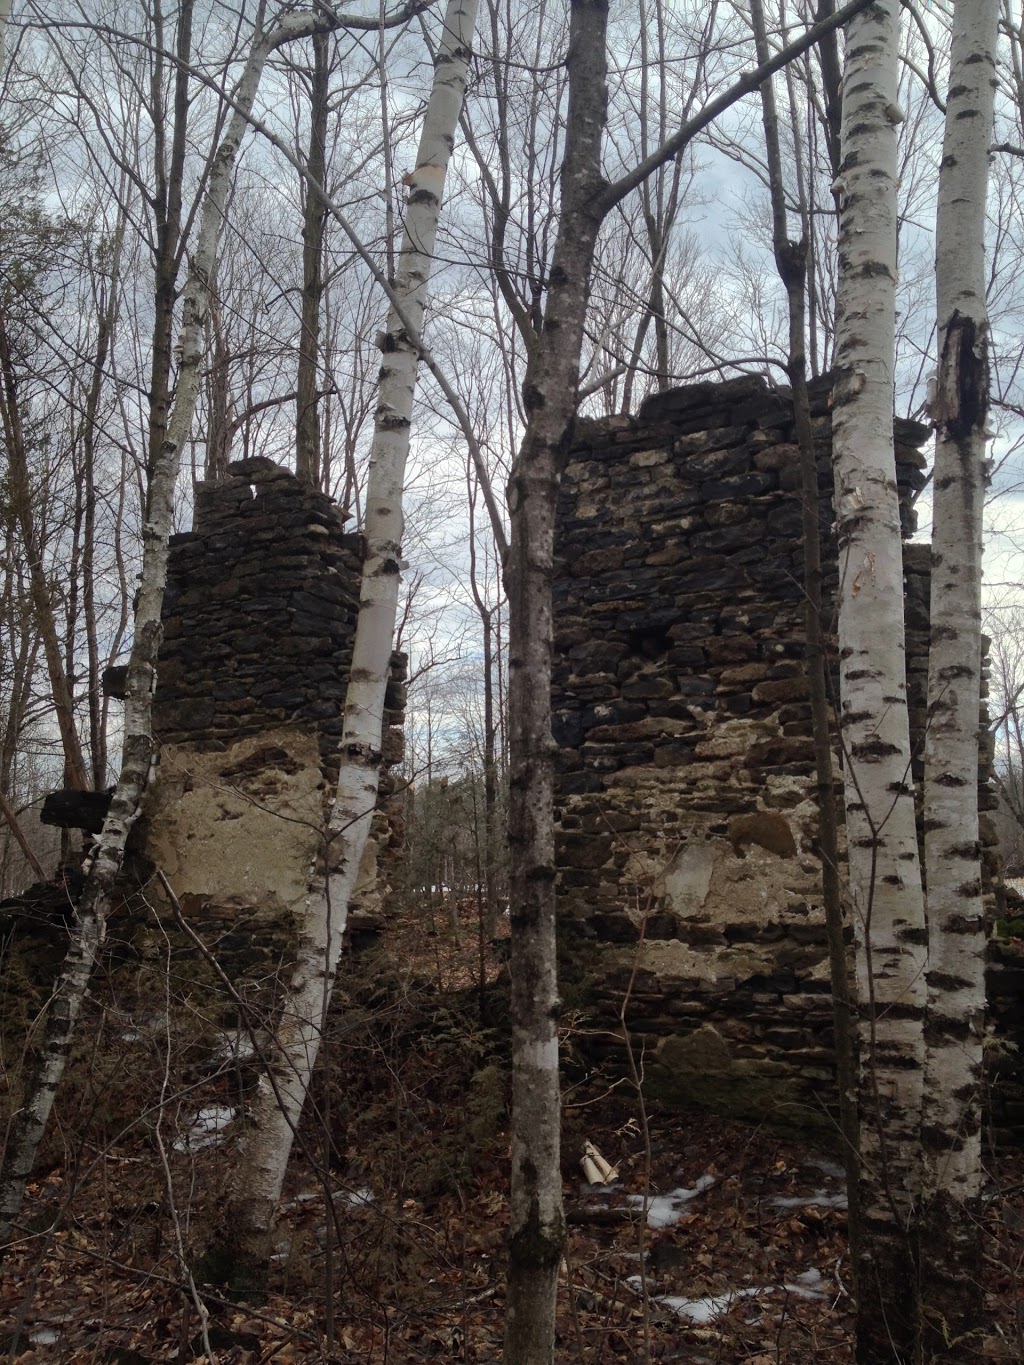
(134, 457), (406, 994)
(156, 456), (405, 791)
(552, 376), (994, 1128)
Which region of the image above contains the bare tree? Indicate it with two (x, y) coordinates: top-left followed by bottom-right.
(919, 0), (999, 1350)
(747, 0), (859, 1241)
(497, 3), (875, 1357)
(0, 0), (356, 1251)
(218, 0), (481, 1283)
(830, 3), (928, 1356)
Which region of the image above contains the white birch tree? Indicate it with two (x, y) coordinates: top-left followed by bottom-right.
(0, 0), (388, 1253)
(830, 1), (927, 1357)
(217, 0), (481, 1284)
(0, 0), (11, 69)
(919, 0), (998, 1351)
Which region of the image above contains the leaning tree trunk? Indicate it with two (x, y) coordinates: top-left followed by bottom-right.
(497, 5), (876, 1357)
(218, 0), (480, 1286)
(919, 0), (998, 1354)
(0, 11), (318, 1253)
(831, 2), (927, 1359)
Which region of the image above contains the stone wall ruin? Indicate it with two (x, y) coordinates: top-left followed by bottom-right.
(552, 376), (1010, 1132)
(6, 458), (406, 1069)
(136, 457), (407, 988)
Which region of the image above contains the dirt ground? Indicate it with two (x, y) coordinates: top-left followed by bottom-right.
(1, 898), (1022, 1363)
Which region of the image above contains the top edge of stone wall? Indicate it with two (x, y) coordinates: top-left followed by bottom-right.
(188, 460), (351, 537)
(572, 372), (930, 457)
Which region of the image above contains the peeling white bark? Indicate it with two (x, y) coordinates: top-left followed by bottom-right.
(223, 0), (480, 1273)
(831, 1), (926, 1353)
(919, 0), (998, 1341)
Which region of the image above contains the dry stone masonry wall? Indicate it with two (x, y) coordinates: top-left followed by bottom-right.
(551, 376), (997, 1130)
(138, 457), (406, 991)
(9, 460), (407, 1059)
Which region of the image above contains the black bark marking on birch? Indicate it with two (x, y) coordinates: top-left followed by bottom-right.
(843, 708), (875, 724)
(927, 970), (974, 992)
(923, 1020), (975, 1049)
(944, 841), (981, 860)
(942, 313), (987, 440)
(935, 771), (968, 786)
(896, 926), (929, 946)
(943, 913), (980, 933)
(850, 738), (901, 760)
(526, 864), (556, 883)
(920, 1122), (968, 1151)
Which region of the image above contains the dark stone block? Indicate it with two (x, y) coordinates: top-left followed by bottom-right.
(261, 691), (308, 711)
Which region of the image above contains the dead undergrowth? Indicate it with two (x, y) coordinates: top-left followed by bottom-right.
(1, 897), (1022, 1363)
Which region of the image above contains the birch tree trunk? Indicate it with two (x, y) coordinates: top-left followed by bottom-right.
(748, 0), (860, 1235)
(0, 11), (314, 1254)
(919, 0), (998, 1352)
(830, 2), (927, 1358)
(502, 3), (608, 1356)
(0, 0), (11, 70)
(219, 0), (480, 1285)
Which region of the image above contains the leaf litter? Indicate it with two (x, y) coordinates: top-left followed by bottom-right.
(1, 896), (1022, 1362)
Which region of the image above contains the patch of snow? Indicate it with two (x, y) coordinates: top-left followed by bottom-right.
(342, 1186), (374, 1207)
(628, 1267), (829, 1323)
(769, 1189), (847, 1210)
(173, 1105), (236, 1153)
(804, 1155), (846, 1180)
(29, 1327), (61, 1346)
(660, 1287), (764, 1323)
(626, 1174), (716, 1228)
(782, 1267), (826, 1299)
(115, 1011), (168, 1045)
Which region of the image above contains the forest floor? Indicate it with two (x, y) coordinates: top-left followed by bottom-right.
(2, 897), (1023, 1364)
